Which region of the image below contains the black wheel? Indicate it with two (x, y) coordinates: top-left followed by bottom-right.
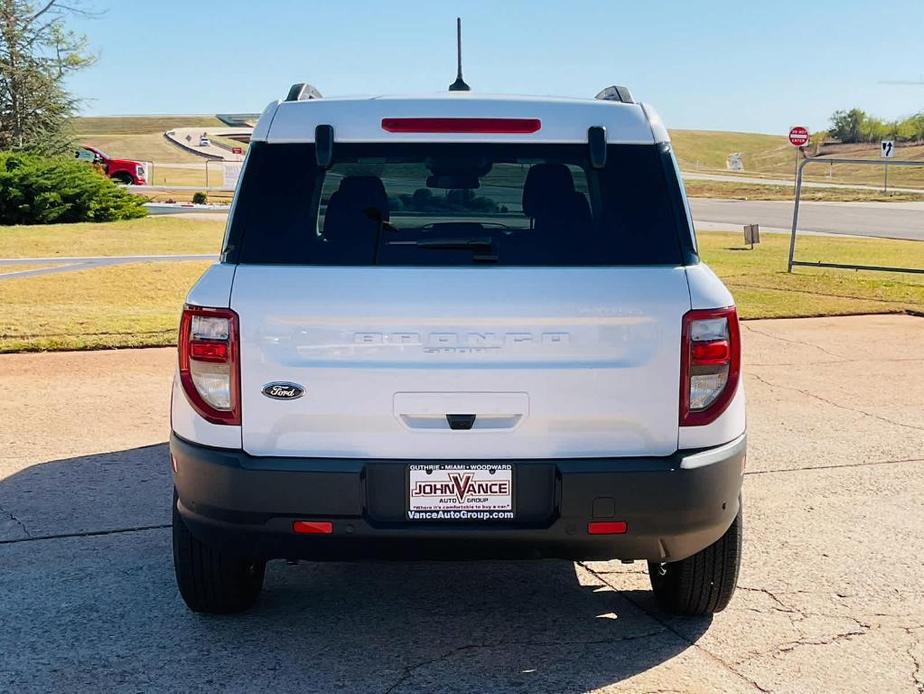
(112, 172), (133, 185)
(648, 509), (742, 616)
(172, 491), (265, 614)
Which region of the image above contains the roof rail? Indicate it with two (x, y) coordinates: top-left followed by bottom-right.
(595, 85), (635, 104)
(285, 83), (323, 102)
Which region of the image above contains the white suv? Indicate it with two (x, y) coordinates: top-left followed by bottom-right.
(170, 83), (746, 615)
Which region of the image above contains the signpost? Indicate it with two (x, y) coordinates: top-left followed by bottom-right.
(788, 126), (810, 191)
(788, 126), (810, 147)
(881, 139), (895, 193)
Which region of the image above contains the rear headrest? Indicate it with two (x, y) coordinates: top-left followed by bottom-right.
(522, 163), (576, 218)
(334, 175), (389, 221)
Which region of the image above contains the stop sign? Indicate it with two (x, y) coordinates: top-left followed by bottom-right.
(788, 126), (810, 147)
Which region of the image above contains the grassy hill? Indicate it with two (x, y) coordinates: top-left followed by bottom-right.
(673, 129), (924, 188)
(670, 130), (795, 175)
(71, 116), (924, 191)
(74, 115), (223, 165)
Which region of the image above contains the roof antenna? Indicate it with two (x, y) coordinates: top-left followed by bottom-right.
(448, 17), (470, 92)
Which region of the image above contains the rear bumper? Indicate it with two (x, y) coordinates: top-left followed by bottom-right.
(171, 433), (745, 562)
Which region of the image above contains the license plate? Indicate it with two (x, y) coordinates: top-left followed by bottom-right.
(407, 464), (514, 520)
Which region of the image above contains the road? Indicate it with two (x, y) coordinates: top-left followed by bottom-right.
(690, 199), (924, 240)
(163, 127), (250, 161)
(1, 315), (922, 692)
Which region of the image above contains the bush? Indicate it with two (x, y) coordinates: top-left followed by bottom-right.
(0, 152), (148, 225)
(191, 191), (208, 205)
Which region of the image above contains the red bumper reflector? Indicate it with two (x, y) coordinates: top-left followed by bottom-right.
(587, 521), (628, 535)
(292, 520), (333, 535)
(381, 117), (541, 134)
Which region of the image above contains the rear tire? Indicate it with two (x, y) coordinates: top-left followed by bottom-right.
(172, 491), (265, 613)
(111, 172), (133, 185)
(648, 509), (742, 616)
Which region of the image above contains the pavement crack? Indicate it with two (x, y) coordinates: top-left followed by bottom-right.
(578, 562), (771, 693)
(745, 457), (924, 476)
(903, 626), (924, 693)
(750, 372), (924, 432)
(773, 623), (870, 656)
(381, 630), (666, 694)
(0, 503), (30, 539)
(742, 324), (849, 360)
(735, 586), (801, 617)
(0, 523), (169, 546)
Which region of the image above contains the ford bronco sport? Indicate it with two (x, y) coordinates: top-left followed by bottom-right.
(171, 82), (746, 615)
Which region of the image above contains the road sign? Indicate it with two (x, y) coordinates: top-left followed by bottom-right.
(788, 126), (810, 147)
(881, 140), (895, 158)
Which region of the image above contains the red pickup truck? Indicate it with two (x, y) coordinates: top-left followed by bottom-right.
(76, 145), (148, 185)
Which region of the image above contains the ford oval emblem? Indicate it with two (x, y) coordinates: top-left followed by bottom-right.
(262, 382), (305, 400)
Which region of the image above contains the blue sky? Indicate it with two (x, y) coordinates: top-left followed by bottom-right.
(68, 0), (924, 134)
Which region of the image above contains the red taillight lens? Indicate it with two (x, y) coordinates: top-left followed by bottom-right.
(189, 341), (228, 362)
(381, 117), (541, 134)
(690, 340), (730, 364)
(178, 306), (240, 425)
(680, 307), (740, 427)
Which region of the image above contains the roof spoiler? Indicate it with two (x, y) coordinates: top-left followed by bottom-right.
(595, 85), (634, 104)
(285, 82), (323, 102)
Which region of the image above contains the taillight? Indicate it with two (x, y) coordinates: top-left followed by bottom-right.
(178, 306), (240, 425)
(680, 307), (740, 427)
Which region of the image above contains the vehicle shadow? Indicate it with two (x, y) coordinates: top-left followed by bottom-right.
(0, 444), (713, 692)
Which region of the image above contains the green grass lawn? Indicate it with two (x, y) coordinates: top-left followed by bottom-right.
(0, 261), (211, 351)
(699, 231), (924, 318)
(0, 263), (54, 275)
(0, 217), (225, 258)
(0, 217), (922, 352)
(685, 180), (924, 202)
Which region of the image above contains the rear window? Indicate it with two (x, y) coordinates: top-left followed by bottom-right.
(224, 142), (693, 266)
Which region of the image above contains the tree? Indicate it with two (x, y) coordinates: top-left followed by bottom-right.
(0, 0), (95, 153)
(828, 109), (866, 143)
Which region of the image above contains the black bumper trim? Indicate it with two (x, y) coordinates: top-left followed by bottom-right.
(171, 433), (745, 562)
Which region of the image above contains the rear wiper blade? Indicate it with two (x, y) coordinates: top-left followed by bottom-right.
(389, 237), (495, 250)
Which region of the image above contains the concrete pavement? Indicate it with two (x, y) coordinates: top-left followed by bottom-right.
(0, 315), (922, 692)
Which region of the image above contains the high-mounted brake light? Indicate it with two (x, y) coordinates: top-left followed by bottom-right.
(680, 307), (740, 427)
(178, 306), (240, 425)
(381, 117), (541, 134)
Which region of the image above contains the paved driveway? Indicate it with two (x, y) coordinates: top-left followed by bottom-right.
(0, 315), (922, 693)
